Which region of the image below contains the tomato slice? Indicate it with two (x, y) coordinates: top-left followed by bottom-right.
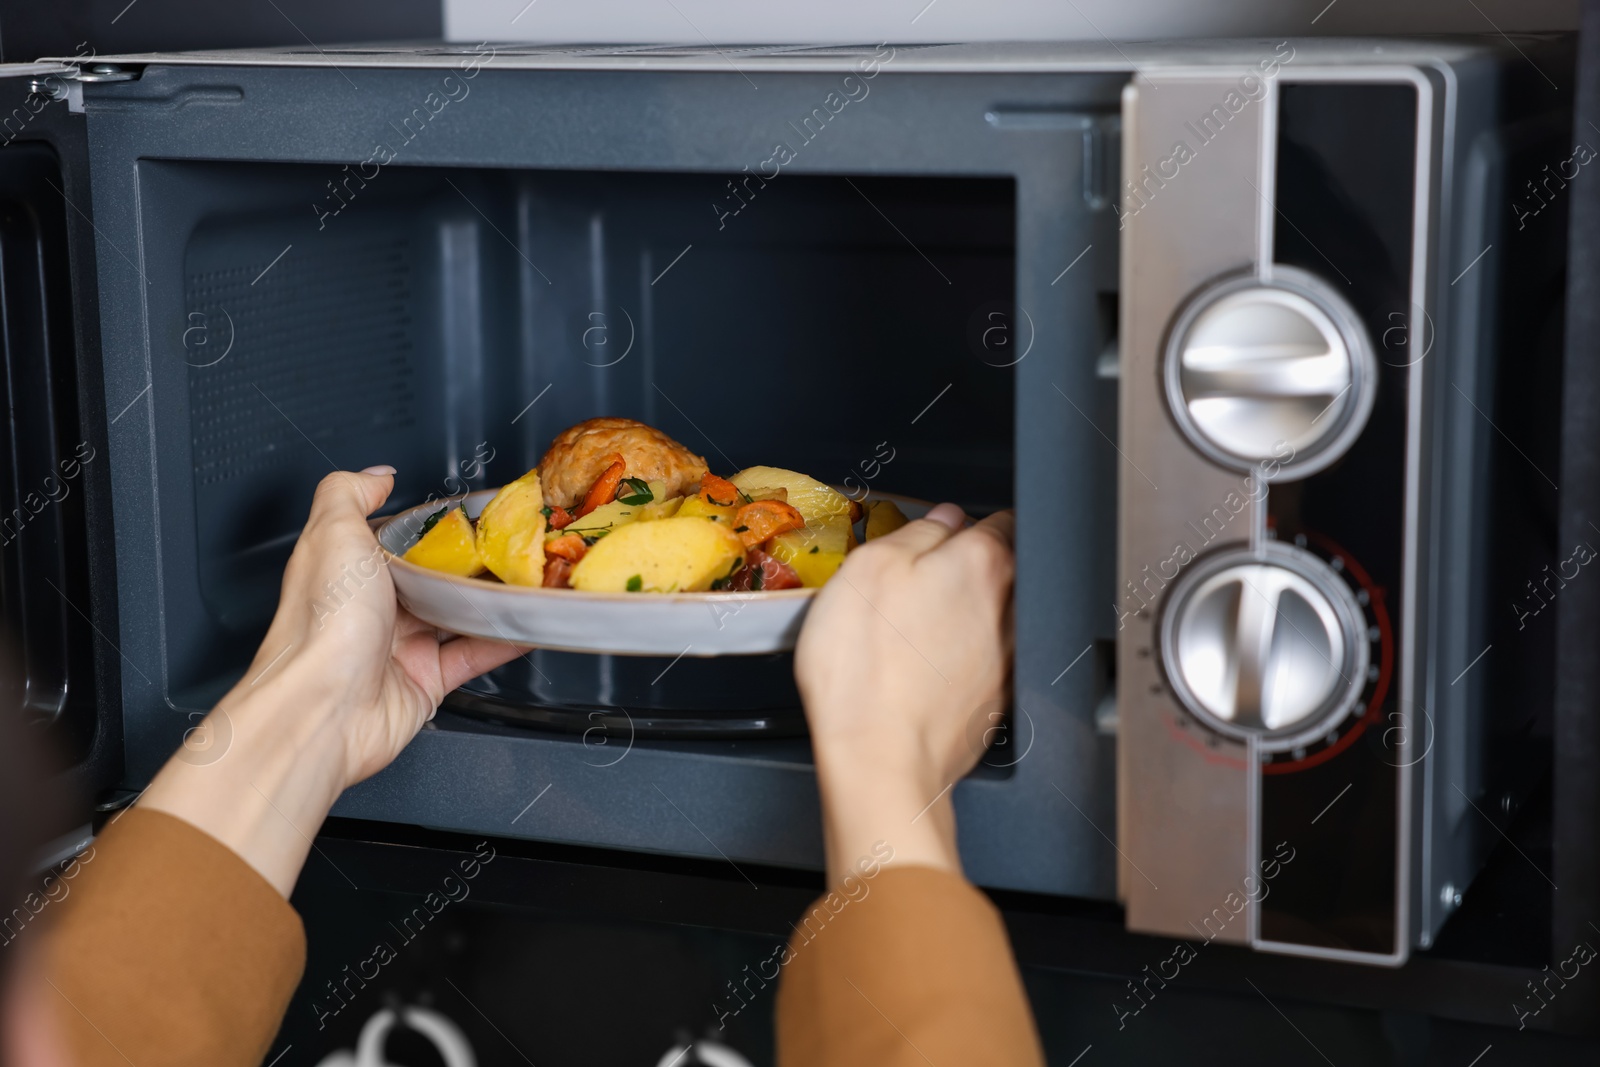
(547, 504), (575, 530)
(698, 472), (741, 508)
(545, 532), (589, 562)
(729, 549), (802, 591)
(542, 557), (576, 588)
(733, 499), (805, 548)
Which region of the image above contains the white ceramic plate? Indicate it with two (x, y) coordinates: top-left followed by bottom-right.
(376, 488), (926, 656)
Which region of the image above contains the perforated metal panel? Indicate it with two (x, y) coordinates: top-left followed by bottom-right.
(185, 234), (418, 485)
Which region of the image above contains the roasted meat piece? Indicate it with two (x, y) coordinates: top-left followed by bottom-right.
(537, 417), (709, 508)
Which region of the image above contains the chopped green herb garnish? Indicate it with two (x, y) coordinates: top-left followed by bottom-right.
(751, 567), (764, 591)
(710, 575), (732, 590)
(626, 574), (643, 592)
(417, 505), (453, 537)
(734, 525), (749, 533)
(809, 545), (820, 554)
(540, 506), (553, 519)
(617, 477), (654, 506)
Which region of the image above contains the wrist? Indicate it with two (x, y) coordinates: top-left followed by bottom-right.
(140, 662), (350, 897)
(228, 668), (350, 796)
(812, 748), (963, 886)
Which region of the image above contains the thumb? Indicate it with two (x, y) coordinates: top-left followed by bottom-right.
(309, 467), (396, 525)
(875, 502), (966, 557)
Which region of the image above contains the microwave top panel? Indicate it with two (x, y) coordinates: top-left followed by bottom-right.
(43, 37), (1533, 75)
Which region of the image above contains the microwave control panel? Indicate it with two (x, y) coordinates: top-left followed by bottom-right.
(1117, 68), (1425, 965)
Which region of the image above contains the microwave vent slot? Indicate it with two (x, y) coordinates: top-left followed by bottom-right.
(185, 234), (418, 486)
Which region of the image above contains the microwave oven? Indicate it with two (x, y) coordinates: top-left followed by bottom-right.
(0, 37), (1581, 974)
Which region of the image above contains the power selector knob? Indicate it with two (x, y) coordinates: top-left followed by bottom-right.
(1164, 266), (1377, 479)
(1160, 543), (1369, 752)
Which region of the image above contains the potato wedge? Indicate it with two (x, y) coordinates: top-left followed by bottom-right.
(768, 518), (853, 588)
(865, 499), (910, 541)
(403, 507), (485, 577)
(730, 466), (851, 525)
(677, 495), (740, 524)
(561, 498), (640, 539)
(476, 468), (547, 586)
(636, 495), (685, 521)
(571, 516), (746, 593)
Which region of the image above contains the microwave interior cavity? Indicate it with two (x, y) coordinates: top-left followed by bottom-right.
(163, 163), (1021, 716)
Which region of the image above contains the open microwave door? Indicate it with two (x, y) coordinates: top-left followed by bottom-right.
(0, 62), (124, 822)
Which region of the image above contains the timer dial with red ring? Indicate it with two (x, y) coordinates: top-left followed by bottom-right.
(1258, 530), (1390, 772)
(1158, 534), (1387, 764)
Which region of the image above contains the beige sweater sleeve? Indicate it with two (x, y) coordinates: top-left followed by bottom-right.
(39, 807), (306, 1067)
(775, 865), (1046, 1066)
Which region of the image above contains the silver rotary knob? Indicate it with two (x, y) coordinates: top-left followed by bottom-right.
(1160, 543), (1369, 752)
(1164, 266), (1377, 480)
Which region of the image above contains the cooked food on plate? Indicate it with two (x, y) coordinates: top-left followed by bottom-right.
(400, 417), (909, 593)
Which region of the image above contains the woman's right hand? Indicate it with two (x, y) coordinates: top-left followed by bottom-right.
(793, 504), (1016, 885)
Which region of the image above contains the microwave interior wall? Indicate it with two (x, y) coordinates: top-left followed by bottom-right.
(168, 164), (1026, 710)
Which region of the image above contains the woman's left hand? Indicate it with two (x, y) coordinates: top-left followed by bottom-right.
(141, 467), (526, 895)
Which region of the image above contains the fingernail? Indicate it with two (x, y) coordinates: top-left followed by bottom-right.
(924, 502), (966, 530)
(361, 465), (397, 476)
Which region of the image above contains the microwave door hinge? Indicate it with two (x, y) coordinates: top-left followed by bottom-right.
(45, 62), (139, 113)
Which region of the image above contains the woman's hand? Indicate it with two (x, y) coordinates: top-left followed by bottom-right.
(255, 468), (526, 785)
(141, 468), (525, 895)
(794, 503), (1015, 886)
